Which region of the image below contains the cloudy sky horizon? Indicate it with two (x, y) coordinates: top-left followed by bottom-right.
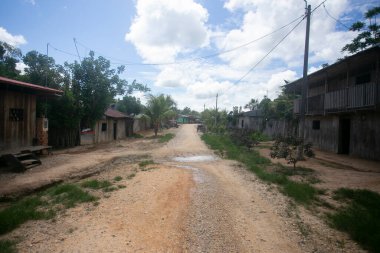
(0, 0), (377, 111)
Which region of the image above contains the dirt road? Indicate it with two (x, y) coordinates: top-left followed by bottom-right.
(2, 125), (365, 252)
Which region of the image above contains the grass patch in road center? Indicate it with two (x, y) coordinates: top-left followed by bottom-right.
(158, 133), (175, 143)
(329, 188), (380, 253)
(113, 176), (123, 182)
(45, 184), (98, 208)
(126, 173), (136, 180)
(81, 180), (112, 190)
(139, 160), (155, 168)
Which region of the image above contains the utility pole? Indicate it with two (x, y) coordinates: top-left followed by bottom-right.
(298, 2), (311, 159)
(215, 93), (218, 126)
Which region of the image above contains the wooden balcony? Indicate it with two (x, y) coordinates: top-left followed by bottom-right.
(307, 94), (324, 115)
(294, 82), (378, 115)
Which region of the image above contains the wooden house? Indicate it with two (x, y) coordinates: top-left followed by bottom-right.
(237, 110), (297, 138)
(286, 45), (380, 160)
(0, 76), (63, 152)
(81, 107), (134, 144)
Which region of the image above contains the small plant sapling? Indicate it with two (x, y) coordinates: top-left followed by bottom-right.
(270, 136), (315, 168)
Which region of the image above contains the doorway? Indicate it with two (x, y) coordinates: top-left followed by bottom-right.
(113, 122), (117, 140)
(338, 118), (350, 154)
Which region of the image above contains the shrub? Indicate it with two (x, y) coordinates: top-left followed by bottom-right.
(270, 135), (314, 168)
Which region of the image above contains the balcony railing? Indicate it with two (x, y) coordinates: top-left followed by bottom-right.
(325, 89), (347, 111)
(307, 94), (324, 115)
(348, 83), (376, 108)
(294, 82), (377, 114)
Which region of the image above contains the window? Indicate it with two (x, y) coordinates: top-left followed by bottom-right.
(312, 120), (320, 130)
(355, 73), (371, 85)
(9, 108), (24, 121)
(101, 123), (107, 131)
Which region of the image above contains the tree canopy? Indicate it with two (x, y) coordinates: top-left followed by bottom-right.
(144, 94), (176, 136)
(342, 6), (380, 54)
(0, 42), (22, 78)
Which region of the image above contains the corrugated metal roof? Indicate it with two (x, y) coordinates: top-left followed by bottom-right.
(0, 76), (63, 94)
(104, 108), (132, 118)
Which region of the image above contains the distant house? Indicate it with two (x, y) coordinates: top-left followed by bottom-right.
(237, 110), (297, 138)
(0, 76), (63, 152)
(237, 110), (263, 130)
(81, 107), (134, 145)
(177, 115), (198, 124)
(286, 44), (380, 160)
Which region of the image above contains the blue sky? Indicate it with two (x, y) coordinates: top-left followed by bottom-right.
(0, 0), (376, 111)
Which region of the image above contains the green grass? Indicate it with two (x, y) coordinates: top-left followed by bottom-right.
(126, 173), (136, 180)
(81, 180), (112, 189)
(0, 197), (49, 235)
(45, 184), (98, 208)
(131, 133), (144, 138)
(0, 183), (97, 236)
(329, 188), (380, 253)
(102, 186), (118, 192)
(201, 133), (318, 205)
(139, 160), (155, 168)
(0, 240), (16, 253)
(158, 133), (175, 143)
(113, 176), (123, 182)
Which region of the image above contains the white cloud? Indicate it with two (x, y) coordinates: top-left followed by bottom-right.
(125, 0), (210, 63)
(0, 27), (27, 47)
(15, 62), (27, 74)
(128, 0), (362, 111)
(219, 0), (356, 70)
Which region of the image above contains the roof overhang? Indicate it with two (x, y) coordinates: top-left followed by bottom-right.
(285, 44), (380, 94)
(0, 76), (63, 96)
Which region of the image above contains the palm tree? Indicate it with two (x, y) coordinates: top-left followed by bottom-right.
(144, 94), (176, 136)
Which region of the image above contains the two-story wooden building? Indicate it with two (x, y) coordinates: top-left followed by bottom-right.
(286, 45), (380, 160)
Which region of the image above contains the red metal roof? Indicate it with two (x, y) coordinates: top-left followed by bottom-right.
(0, 76), (63, 95)
(104, 108), (131, 118)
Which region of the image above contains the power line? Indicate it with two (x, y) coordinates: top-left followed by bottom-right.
(74, 14), (305, 66)
(233, 16), (306, 85)
(49, 43), (79, 58)
(322, 3), (350, 29)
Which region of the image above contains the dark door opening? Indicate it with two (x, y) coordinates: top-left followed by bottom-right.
(338, 118), (350, 154)
(113, 122), (117, 140)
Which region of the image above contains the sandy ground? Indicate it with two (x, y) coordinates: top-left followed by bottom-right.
(0, 125), (374, 252)
(258, 143), (380, 193)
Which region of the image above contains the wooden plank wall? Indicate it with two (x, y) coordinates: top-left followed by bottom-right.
(0, 90), (36, 150)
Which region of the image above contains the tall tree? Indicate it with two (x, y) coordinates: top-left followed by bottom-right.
(244, 98), (259, 111)
(116, 95), (143, 115)
(68, 51), (148, 128)
(0, 41), (22, 78)
(342, 6), (380, 54)
(144, 94), (176, 136)
(23, 50), (65, 89)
